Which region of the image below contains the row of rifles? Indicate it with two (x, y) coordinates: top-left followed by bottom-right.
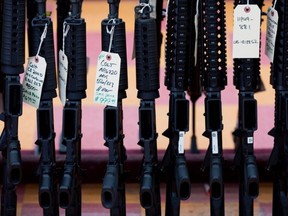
(0, 0), (286, 216)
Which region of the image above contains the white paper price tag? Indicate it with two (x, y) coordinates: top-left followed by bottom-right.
(94, 51), (121, 107)
(233, 5), (261, 58)
(265, 7), (278, 62)
(178, 131), (185, 154)
(23, 56), (46, 108)
(212, 131), (219, 154)
(59, 50), (68, 105)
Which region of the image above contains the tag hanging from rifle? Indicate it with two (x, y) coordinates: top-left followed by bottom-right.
(23, 24), (48, 108)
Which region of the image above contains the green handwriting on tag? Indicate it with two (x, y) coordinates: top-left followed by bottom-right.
(23, 56), (46, 108)
(94, 51), (121, 107)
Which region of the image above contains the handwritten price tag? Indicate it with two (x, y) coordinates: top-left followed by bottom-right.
(23, 56), (46, 108)
(59, 50), (68, 105)
(94, 51), (121, 107)
(233, 5), (261, 58)
(265, 7), (278, 63)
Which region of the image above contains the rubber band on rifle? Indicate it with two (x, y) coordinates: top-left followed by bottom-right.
(138, 3), (152, 14)
(106, 19), (116, 53)
(35, 23), (48, 60)
(62, 22), (70, 53)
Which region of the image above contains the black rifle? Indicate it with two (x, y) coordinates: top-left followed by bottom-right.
(134, 1), (161, 215)
(100, 0), (128, 215)
(58, 0), (86, 215)
(161, 0), (191, 215)
(27, 0), (59, 215)
(267, 0), (288, 215)
(56, 0), (71, 154)
(201, 0), (227, 215)
(232, 1), (264, 216)
(0, 0), (25, 215)
(188, 0), (202, 153)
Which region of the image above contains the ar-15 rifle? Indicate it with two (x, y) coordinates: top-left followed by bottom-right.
(201, 0), (227, 215)
(161, 0), (192, 215)
(0, 0), (25, 215)
(27, 0), (59, 215)
(100, 0), (128, 215)
(134, 1), (161, 215)
(267, 0), (288, 215)
(232, 1), (264, 215)
(58, 0), (86, 215)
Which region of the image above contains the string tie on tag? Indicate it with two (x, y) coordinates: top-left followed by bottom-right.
(106, 18), (116, 53)
(62, 22), (70, 54)
(273, 0), (278, 9)
(138, 3), (152, 14)
(35, 23), (48, 61)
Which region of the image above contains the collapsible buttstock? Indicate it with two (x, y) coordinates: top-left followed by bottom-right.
(210, 157), (223, 200)
(175, 156), (191, 200)
(101, 165), (118, 209)
(244, 155), (259, 198)
(140, 165), (153, 209)
(7, 140), (21, 185)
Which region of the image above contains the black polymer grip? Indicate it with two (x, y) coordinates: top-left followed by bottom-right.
(135, 17), (160, 100)
(102, 19), (128, 96)
(1, 0), (25, 75)
(28, 21), (57, 100)
(65, 20), (87, 100)
(164, 0), (190, 91)
(202, 0), (227, 92)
